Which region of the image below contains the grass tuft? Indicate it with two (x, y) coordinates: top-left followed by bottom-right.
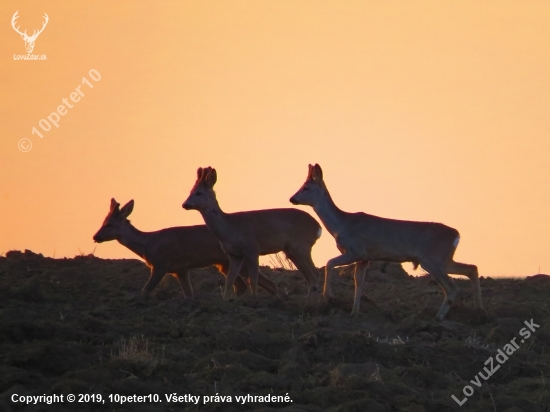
(268, 252), (296, 271)
(112, 335), (164, 367)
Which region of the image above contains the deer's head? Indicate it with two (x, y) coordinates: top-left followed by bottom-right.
(12, 11), (49, 54)
(93, 198), (134, 243)
(182, 167), (219, 212)
(290, 164), (327, 207)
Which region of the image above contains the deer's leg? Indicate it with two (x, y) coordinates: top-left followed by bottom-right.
(325, 253), (361, 299)
(233, 276), (248, 296)
(173, 271), (194, 300)
(285, 249), (320, 297)
(423, 262), (457, 321)
(242, 263), (278, 295)
(351, 261), (370, 315)
(222, 262), (276, 295)
(256, 269), (278, 295)
(234, 276), (249, 295)
(216, 262), (248, 295)
(232, 264), (249, 295)
(245, 255), (260, 295)
(447, 261), (483, 309)
(224, 256), (245, 299)
(141, 267), (166, 297)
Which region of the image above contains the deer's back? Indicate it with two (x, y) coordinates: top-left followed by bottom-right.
(344, 213), (459, 258)
(227, 208), (321, 253)
(145, 225), (227, 270)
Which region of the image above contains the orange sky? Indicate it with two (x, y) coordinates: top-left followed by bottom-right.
(1, 1), (549, 277)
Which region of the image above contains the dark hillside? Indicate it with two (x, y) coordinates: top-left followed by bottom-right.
(0, 250), (548, 411)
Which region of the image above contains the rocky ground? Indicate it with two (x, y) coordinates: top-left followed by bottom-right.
(0, 250), (549, 412)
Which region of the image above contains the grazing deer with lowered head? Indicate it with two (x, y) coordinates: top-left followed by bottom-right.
(93, 198), (277, 298)
(290, 164), (482, 320)
(182, 167), (321, 299)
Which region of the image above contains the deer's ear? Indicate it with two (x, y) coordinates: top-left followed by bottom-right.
(199, 166), (213, 181)
(196, 167), (204, 180)
(307, 164), (314, 179)
(119, 200), (134, 218)
(312, 164), (323, 181)
(110, 198), (120, 211)
(205, 168), (217, 187)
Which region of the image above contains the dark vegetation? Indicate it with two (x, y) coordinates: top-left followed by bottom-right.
(0, 250), (549, 411)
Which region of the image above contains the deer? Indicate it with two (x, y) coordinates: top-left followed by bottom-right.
(93, 198), (277, 299)
(289, 164), (483, 320)
(182, 167), (321, 299)
(11, 11), (49, 54)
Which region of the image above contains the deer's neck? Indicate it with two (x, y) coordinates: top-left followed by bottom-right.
(199, 200), (233, 242)
(116, 223), (150, 259)
(313, 190), (349, 236)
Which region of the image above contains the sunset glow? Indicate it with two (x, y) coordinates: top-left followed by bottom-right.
(1, 1), (549, 277)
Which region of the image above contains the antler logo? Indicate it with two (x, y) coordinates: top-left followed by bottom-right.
(11, 11), (49, 54)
